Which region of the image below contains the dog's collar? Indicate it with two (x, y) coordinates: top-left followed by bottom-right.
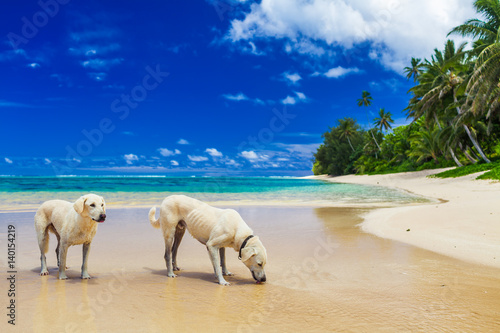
(238, 235), (254, 260)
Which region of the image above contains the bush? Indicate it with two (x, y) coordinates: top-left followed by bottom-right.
(476, 165), (500, 180)
(431, 161), (499, 178)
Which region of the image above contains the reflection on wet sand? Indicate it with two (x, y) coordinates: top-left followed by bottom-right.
(33, 278), (97, 333)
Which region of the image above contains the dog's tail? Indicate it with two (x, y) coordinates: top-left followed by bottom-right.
(149, 206), (160, 229)
(34, 210), (51, 254)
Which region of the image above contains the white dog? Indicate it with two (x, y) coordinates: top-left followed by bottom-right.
(149, 195), (267, 285)
(34, 194), (106, 279)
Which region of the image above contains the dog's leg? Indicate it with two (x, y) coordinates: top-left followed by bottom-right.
(163, 228), (176, 277)
(58, 242), (69, 280)
(207, 235), (231, 285)
(172, 224), (186, 271)
(219, 248), (233, 276)
(37, 227), (49, 276)
(81, 243), (91, 279)
(55, 231), (61, 267)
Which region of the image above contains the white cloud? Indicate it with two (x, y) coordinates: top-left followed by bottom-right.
(240, 150), (259, 160)
(274, 143), (321, 157)
(283, 72), (302, 85)
(369, 78), (402, 92)
(177, 138), (190, 145)
(123, 154), (139, 164)
(226, 0), (475, 73)
(223, 92), (266, 105)
(28, 63), (40, 69)
(281, 91), (307, 105)
(82, 58), (123, 70)
(170, 160), (179, 166)
(247, 41), (264, 55)
(239, 150), (269, 162)
(223, 92), (249, 101)
(295, 91), (306, 100)
(323, 66), (360, 78)
(68, 43), (121, 57)
(188, 155), (209, 162)
(158, 148), (181, 157)
(44, 158), (51, 164)
(281, 96), (296, 105)
(205, 148), (223, 157)
(225, 159), (239, 166)
(4, 158), (13, 164)
(87, 72), (107, 81)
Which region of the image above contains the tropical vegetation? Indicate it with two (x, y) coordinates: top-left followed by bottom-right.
(313, 0), (500, 180)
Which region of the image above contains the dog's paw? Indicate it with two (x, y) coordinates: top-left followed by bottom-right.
(173, 266), (181, 271)
(81, 274), (92, 279)
(218, 280), (230, 286)
(167, 273), (177, 278)
(58, 275), (69, 280)
(40, 271), (49, 276)
(223, 271), (234, 276)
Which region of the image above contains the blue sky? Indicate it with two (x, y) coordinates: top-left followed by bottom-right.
(0, 0), (475, 176)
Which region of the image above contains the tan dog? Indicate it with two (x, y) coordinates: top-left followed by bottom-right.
(149, 195), (267, 285)
(34, 194), (106, 279)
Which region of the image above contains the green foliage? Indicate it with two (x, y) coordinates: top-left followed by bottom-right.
(477, 165), (500, 180)
(313, 118), (365, 176)
(431, 161), (499, 178)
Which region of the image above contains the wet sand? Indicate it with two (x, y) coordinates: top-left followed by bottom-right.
(1, 206), (500, 332)
(312, 169), (500, 269)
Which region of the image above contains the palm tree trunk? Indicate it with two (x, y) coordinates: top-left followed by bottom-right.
(433, 113), (441, 129)
(347, 137), (355, 152)
(370, 130), (381, 151)
(462, 124), (491, 163)
(459, 143), (477, 164)
(467, 145), (480, 160)
(434, 115), (463, 167)
(453, 92), (491, 163)
(448, 147), (463, 167)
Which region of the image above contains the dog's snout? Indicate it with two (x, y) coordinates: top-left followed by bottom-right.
(260, 275), (266, 283)
(100, 214), (106, 220)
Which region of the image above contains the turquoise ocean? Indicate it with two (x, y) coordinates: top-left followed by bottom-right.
(0, 176), (428, 211)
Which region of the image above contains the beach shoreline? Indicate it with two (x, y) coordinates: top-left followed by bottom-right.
(308, 169), (500, 269)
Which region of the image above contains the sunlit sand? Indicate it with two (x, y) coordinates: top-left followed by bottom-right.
(2, 201), (499, 332)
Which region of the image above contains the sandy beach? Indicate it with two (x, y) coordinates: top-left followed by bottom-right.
(311, 168), (500, 269)
(1, 188), (500, 332)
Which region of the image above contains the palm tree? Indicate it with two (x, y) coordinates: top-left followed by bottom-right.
(373, 108), (394, 132)
(409, 126), (443, 164)
(356, 91), (381, 151)
(448, 0), (500, 56)
(335, 118), (358, 152)
(404, 57), (424, 82)
(449, 0), (500, 142)
(357, 90), (373, 108)
(406, 40), (489, 164)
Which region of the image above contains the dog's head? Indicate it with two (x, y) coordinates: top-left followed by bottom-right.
(240, 236), (267, 283)
(73, 194), (106, 223)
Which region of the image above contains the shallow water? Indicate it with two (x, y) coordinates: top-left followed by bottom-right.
(0, 176), (429, 211)
(1, 207), (499, 332)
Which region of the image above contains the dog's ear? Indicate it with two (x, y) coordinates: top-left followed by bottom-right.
(241, 246), (257, 262)
(73, 196), (87, 215)
(101, 197), (106, 211)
